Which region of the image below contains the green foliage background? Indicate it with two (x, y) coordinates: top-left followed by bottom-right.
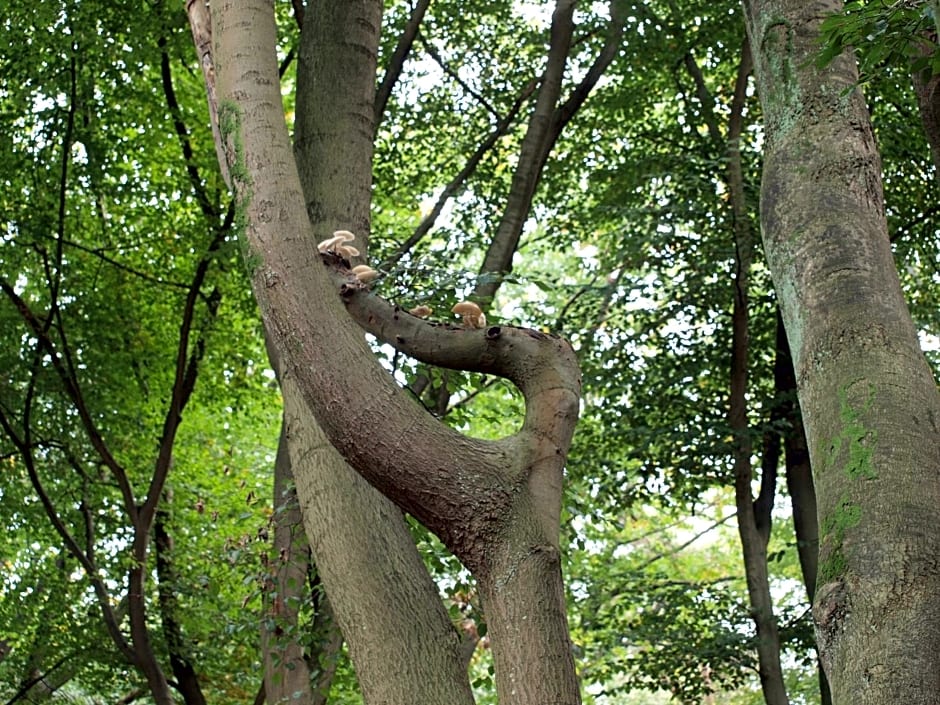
(1, 0), (937, 703)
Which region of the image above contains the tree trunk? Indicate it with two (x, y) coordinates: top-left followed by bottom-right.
(207, 2), (582, 703)
(743, 0), (940, 702)
(285, 2), (477, 702)
(281, 378), (475, 704)
(261, 427), (318, 705)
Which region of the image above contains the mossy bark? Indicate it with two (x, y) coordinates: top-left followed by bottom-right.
(743, 0), (940, 701)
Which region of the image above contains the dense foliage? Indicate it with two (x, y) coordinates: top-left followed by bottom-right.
(1, 0), (937, 703)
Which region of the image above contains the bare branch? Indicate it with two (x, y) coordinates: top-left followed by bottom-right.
(382, 77), (538, 268)
(0, 279), (138, 520)
(375, 0), (431, 130)
(159, 37), (219, 220)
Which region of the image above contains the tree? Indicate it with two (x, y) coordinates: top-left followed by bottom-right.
(742, 0), (940, 702)
(4, 0), (939, 701)
(200, 0), (591, 700)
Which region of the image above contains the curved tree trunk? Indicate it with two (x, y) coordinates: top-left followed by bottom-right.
(743, 0), (940, 702)
(283, 2), (476, 703)
(205, 2), (583, 704)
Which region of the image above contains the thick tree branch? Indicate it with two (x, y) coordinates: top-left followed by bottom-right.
(185, 0), (229, 187)
(475, 0), (576, 303)
(475, 0), (627, 305)
(551, 0), (627, 138)
(210, 0), (580, 569)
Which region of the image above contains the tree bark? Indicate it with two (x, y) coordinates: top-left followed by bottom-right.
(207, 1), (583, 702)
(743, 0), (940, 702)
(283, 2), (475, 702)
(261, 427), (318, 705)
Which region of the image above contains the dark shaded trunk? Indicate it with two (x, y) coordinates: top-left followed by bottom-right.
(155, 489), (207, 705)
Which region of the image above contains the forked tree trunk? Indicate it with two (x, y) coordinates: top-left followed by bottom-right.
(743, 0), (940, 702)
(271, 1), (476, 701)
(204, 2), (583, 703)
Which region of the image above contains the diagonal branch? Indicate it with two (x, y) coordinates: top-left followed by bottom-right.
(159, 36), (219, 220)
(418, 33), (501, 119)
(551, 0), (627, 139)
(1, 279), (138, 521)
(382, 77), (538, 268)
(0, 405), (135, 664)
(140, 235), (225, 530)
(375, 0), (431, 130)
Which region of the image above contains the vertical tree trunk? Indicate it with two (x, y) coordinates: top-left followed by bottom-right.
(743, 1), (940, 702)
(261, 427), (318, 705)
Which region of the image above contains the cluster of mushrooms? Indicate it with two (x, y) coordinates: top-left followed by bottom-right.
(318, 230), (487, 329)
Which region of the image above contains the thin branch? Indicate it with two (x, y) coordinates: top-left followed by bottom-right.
(140, 239), (225, 530)
(375, 0), (431, 130)
(418, 33), (501, 119)
(0, 406), (135, 664)
(24, 232), (191, 289)
(382, 77), (538, 268)
(3, 653), (71, 705)
(159, 37), (218, 220)
(0, 279), (138, 521)
(636, 512), (738, 570)
(682, 50), (722, 143)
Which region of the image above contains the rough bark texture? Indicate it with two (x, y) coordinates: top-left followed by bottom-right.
(282, 377), (474, 705)
(208, 1), (583, 702)
(743, 0), (940, 702)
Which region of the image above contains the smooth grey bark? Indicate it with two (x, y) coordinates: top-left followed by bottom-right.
(743, 0), (940, 702)
(283, 1), (475, 703)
